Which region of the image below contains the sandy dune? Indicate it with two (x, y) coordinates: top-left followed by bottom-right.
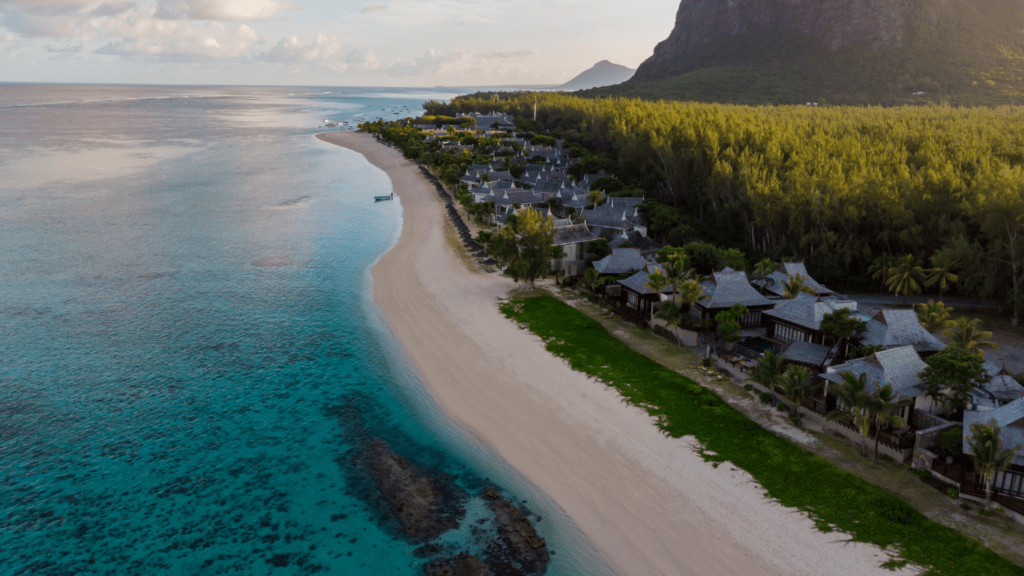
(316, 131), (909, 576)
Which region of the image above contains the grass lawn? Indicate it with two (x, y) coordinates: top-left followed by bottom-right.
(501, 294), (1024, 576)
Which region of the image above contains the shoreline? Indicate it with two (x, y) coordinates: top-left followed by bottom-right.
(315, 131), (907, 576)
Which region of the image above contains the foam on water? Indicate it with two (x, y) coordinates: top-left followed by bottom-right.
(0, 85), (614, 576)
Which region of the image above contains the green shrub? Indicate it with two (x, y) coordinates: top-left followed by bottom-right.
(759, 392), (773, 404)
(947, 487), (960, 499)
(652, 325), (675, 340)
(777, 403), (789, 412)
(938, 427), (964, 456)
(743, 384), (754, 391)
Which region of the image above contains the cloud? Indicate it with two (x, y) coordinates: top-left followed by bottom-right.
(1, 31), (16, 41)
(94, 7), (259, 59)
(153, 0), (292, 22)
(45, 42), (80, 51)
(257, 33), (341, 63)
(258, 34), (378, 73)
(0, 0), (134, 38)
(345, 48), (377, 68)
(1, 10), (82, 37)
(89, 2), (135, 17)
(324, 49), (379, 73)
(359, 0), (540, 27)
(384, 47), (533, 78)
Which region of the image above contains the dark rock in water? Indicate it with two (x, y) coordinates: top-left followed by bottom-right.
(364, 439), (462, 541)
(424, 553), (489, 576)
(413, 543), (444, 558)
(485, 497), (549, 574)
(267, 553), (293, 567)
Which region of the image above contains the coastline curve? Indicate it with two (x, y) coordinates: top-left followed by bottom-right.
(314, 131), (909, 576)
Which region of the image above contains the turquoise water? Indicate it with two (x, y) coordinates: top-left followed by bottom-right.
(0, 86), (612, 575)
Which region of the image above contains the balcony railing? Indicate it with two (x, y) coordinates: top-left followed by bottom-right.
(932, 457), (1024, 516)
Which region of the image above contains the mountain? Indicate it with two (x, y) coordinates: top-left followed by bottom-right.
(584, 0), (1024, 106)
(559, 61), (635, 91)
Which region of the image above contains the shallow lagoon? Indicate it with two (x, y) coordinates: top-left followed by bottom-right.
(0, 85), (611, 575)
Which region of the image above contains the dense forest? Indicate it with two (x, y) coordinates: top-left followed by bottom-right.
(424, 93), (1024, 324)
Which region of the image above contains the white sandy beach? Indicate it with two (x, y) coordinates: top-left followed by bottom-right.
(316, 131), (909, 576)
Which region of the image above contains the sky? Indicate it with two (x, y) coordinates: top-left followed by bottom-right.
(0, 0), (680, 86)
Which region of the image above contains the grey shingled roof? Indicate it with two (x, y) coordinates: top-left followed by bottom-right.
(963, 397), (1024, 466)
(609, 230), (662, 256)
(700, 270), (773, 309)
(592, 248), (645, 275)
(492, 189), (545, 207)
(579, 197), (645, 229)
(782, 341), (833, 368)
(532, 181), (565, 194)
(987, 375), (1024, 403)
(821, 346), (927, 397)
(764, 294), (859, 331)
(618, 270), (674, 295)
(605, 196), (644, 209)
(765, 262), (834, 297)
(983, 361), (1010, 378)
(553, 223), (598, 246)
(859, 309), (945, 353)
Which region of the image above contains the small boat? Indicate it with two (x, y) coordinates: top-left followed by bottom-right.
(374, 193), (394, 201)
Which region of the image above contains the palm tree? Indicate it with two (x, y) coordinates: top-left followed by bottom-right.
(943, 317), (999, 356)
(661, 254), (690, 304)
(644, 270), (666, 295)
(749, 350), (785, 404)
(777, 366), (821, 426)
(851, 344), (883, 359)
(869, 384), (912, 464)
(654, 301), (687, 347)
(550, 245), (567, 285)
(868, 254), (895, 288)
(644, 271), (667, 319)
(967, 418), (1023, 509)
(751, 258), (776, 294)
(781, 274), (816, 299)
(914, 300), (955, 333)
(676, 279), (709, 314)
(926, 253), (959, 299)
(885, 254), (927, 301)
(580, 268), (600, 293)
(826, 372), (874, 457)
(922, 378), (950, 416)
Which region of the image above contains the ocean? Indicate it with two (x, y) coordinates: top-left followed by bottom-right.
(0, 85), (613, 576)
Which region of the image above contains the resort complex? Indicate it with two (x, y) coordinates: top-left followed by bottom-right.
(360, 110), (1024, 531)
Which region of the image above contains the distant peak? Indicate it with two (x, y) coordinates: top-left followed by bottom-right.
(559, 60), (636, 91)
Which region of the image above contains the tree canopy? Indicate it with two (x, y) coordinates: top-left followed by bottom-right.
(820, 308), (867, 344)
(920, 347), (991, 412)
(493, 209), (555, 286)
